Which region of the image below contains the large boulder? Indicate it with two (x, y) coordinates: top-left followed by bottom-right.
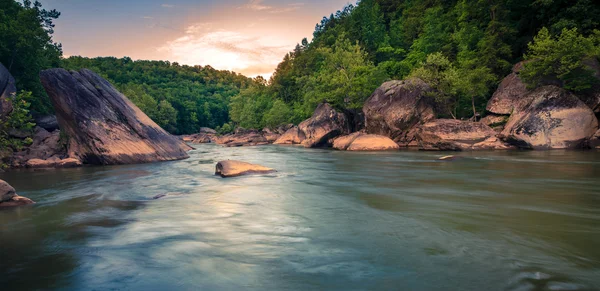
(298, 103), (350, 148)
(0, 179), (34, 207)
(40, 68), (191, 165)
(500, 86), (599, 149)
(363, 79), (435, 146)
(274, 126), (305, 145)
(0, 63), (15, 119)
(333, 132), (399, 151)
(416, 119), (510, 151)
(215, 160), (276, 178)
(486, 63), (530, 115)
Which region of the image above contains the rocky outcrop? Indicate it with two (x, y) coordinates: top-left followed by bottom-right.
(333, 132), (399, 151)
(363, 79), (435, 146)
(10, 127), (65, 168)
(298, 103), (350, 148)
(0, 179), (34, 208)
(40, 68), (191, 165)
(274, 126), (305, 145)
(416, 119), (511, 151)
(215, 160), (276, 178)
(499, 86), (598, 149)
(0, 63), (15, 120)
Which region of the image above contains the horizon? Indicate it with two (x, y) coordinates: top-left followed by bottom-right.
(38, 0), (352, 78)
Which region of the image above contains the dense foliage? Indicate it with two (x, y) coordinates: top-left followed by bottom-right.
(0, 91), (35, 164)
(230, 0), (600, 128)
(62, 57), (254, 134)
(0, 0), (62, 114)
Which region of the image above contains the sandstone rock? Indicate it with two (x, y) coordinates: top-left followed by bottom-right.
(333, 132), (399, 151)
(40, 68), (191, 165)
(332, 132), (363, 150)
(215, 160), (276, 178)
(486, 63), (530, 115)
(0, 179), (34, 207)
(274, 126), (306, 145)
(298, 103), (350, 148)
(34, 115), (60, 132)
(416, 119), (503, 151)
(0, 63), (15, 119)
(261, 128), (281, 143)
(56, 158), (82, 168)
(0, 195), (35, 207)
(183, 133), (214, 144)
(275, 124), (294, 135)
(363, 79), (435, 146)
(347, 134), (400, 151)
(0, 179), (17, 202)
(26, 158), (58, 168)
(500, 86), (598, 149)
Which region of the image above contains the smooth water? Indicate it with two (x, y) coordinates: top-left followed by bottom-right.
(1, 144), (600, 290)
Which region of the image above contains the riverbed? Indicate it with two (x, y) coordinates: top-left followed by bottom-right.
(1, 144), (599, 290)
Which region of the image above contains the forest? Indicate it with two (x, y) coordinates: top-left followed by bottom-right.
(1, 0), (600, 137)
(232, 0), (600, 129)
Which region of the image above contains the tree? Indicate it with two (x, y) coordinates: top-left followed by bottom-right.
(0, 0), (62, 114)
(520, 27), (600, 91)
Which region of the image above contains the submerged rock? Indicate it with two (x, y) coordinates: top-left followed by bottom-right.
(363, 78), (435, 146)
(499, 86), (598, 149)
(0, 179), (34, 207)
(215, 160), (276, 178)
(298, 103), (350, 148)
(40, 68), (191, 165)
(333, 132), (399, 151)
(416, 119), (510, 151)
(0, 63), (15, 120)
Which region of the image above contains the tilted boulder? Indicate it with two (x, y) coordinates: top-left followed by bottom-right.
(499, 86), (598, 149)
(274, 126), (306, 145)
(416, 119), (510, 151)
(40, 68), (191, 165)
(333, 132), (399, 151)
(298, 103), (350, 148)
(0, 63), (15, 119)
(363, 79), (435, 146)
(215, 160), (276, 178)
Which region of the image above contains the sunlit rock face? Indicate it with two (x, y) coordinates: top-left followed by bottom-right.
(215, 160), (275, 178)
(40, 68), (191, 165)
(333, 132), (399, 151)
(0, 63), (15, 120)
(363, 78), (435, 146)
(499, 86), (598, 149)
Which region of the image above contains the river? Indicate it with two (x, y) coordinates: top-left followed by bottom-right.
(1, 144), (600, 290)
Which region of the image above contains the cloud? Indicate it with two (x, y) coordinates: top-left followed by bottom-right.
(158, 26), (293, 77)
(241, 0), (304, 14)
(161, 4), (175, 8)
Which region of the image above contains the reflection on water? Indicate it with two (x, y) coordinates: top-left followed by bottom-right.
(1, 145), (600, 290)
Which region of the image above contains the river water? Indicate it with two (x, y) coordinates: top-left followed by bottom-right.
(1, 144), (600, 290)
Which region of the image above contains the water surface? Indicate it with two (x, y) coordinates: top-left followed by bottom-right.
(1, 145), (600, 290)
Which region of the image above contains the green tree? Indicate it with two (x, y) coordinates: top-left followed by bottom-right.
(520, 27), (600, 91)
(0, 0), (62, 113)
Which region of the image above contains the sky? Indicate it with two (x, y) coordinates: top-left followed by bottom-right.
(38, 0), (352, 78)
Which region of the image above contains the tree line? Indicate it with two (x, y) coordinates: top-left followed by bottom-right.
(230, 0), (600, 128)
